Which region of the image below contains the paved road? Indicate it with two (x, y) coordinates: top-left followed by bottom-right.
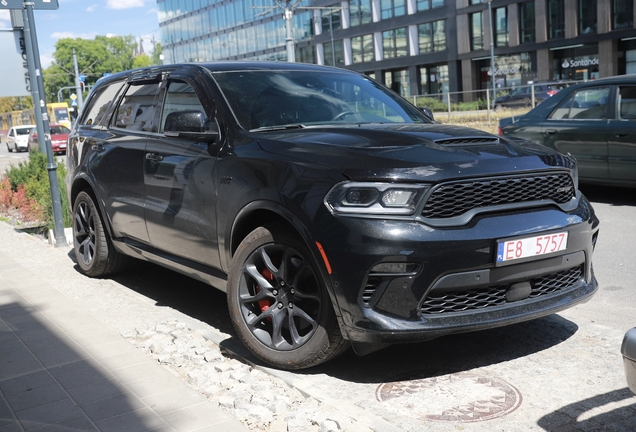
(0, 140), (30, 174)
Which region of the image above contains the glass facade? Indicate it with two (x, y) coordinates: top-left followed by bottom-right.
(155, 0), (633, 102)
(158, 0), (313, 63)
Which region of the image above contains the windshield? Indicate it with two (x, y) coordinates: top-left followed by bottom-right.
(211, 70), (430, 130)
(50, 125), (70, 134)
(54, 108), (69, 121)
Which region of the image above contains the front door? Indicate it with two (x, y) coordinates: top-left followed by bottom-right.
(144, 76), (222, 269)
(542, 86), (610, 182)
(609, 85), (636, 183)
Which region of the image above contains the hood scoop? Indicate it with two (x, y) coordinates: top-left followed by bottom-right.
(434, 136), (500, 146)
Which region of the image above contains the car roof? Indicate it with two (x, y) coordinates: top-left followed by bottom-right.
(11, 125), (35, 130)
(93, 61), (358, 90)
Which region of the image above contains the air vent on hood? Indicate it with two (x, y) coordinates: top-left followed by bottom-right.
(434, 137), (500, 146)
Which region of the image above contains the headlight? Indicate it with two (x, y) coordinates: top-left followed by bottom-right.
(324, 182), (430, 216)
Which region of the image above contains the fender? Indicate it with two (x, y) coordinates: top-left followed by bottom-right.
(226, 199), (345, 324)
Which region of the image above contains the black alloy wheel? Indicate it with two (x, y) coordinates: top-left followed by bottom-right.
(227, 225), (348, 369)
(72, 191), (126, 277)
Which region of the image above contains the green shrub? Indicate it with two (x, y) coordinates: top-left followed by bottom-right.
(3, 151), (71, 229)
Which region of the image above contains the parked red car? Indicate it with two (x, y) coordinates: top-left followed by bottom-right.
(28, 124), (70, 155)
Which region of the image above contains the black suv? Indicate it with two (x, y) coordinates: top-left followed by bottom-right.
(66, 62), (599, 370)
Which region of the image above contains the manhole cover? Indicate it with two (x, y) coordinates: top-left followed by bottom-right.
(376, 372), (522, 422)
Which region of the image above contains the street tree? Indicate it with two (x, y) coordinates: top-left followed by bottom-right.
(43, 36), (138, 105)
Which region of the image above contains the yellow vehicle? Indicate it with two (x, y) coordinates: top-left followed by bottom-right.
(0, 102), (71, 139)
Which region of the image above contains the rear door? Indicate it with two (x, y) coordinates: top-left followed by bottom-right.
(542, 86), (610, 181)
(609, 85), (636, 182)
(82, 76), (161, 244)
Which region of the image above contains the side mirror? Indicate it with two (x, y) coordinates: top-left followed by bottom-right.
(164, 110), (218, 142)
(419, 107), (435, 122)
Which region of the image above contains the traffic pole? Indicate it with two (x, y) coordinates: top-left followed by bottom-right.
(22, 1), (67, 247)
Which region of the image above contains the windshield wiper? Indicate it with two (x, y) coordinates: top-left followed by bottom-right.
(250, 124), (306, 132)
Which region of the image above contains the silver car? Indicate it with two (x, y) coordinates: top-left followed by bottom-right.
(6, 125), (35, 153)
(622, 328), (636, 393)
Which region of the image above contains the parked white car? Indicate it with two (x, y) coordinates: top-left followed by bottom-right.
(6, 125), (35, 153)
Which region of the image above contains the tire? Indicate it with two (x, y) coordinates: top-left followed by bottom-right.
(7, 143), (12, 153)
(72, 191), (127, 277)
(227, 225), (349, 370)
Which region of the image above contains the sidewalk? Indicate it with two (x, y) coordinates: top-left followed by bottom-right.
(0, 225), (248, 431)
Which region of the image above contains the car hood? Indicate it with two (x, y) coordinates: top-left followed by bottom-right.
(256, 123), (574, 182)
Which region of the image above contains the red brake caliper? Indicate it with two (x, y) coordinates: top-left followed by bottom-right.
(257, 267), (274, 312)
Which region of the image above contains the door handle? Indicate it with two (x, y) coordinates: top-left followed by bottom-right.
(91, 143), (105, 152)
(616, 133), (629, 138)
(145, 153), (164, 161)
(545, 129), (558, 135)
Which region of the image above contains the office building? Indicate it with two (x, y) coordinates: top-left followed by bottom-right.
(157, 0), (636, 100)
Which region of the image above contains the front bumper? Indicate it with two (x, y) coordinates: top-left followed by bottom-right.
(317, 194), (599, 344)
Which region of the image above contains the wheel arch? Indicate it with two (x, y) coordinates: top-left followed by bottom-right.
(226, 201), (343, 322)
(69, 175), (115, 239)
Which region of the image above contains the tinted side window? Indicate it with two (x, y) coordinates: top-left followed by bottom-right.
(114, 83), (160, 132)
(80, 80), (125, 126)
(549, 87), (609, 120)
(619, 86), (636, 120)
(159, 81), (207, 133)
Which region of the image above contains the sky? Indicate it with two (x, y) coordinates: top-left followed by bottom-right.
(0, 0), (161, 68)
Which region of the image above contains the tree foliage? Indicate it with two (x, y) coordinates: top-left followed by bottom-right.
(0, 96), (33, 113)
(43, 35), (160, 106)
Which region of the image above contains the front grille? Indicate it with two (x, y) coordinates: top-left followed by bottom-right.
(420, 265), (584, 315)
(421, 174), (575, 219)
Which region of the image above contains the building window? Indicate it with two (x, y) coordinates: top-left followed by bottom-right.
(381, 0), (406, 20)
(352, 34), (374, 63)
(321, 6), (341, 33)
(419, 65), (449, 96)
(417, 0), (444, 11)
(548, 0), (565, 39)
(613, 0), (634, 30)
(519, 2), (535, 44)
(323, 39), (345, 66)
(350, 0), (372, 27)
(579, 0), (597, 34)
(470, 12), (484, 51)
(494, 7), (508, 47)
(383, 28), (408, 58)
(418, 20), (446, 53)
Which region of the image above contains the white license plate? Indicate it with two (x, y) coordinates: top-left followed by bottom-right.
(496, 232), (568, 264)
